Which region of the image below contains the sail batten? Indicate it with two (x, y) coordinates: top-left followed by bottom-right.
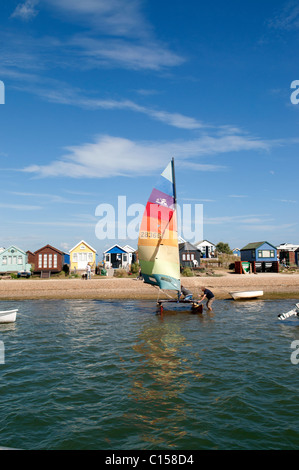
(138, 158), (180, 292)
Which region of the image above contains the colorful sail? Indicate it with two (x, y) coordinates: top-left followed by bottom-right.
(138, 159), (181, 292)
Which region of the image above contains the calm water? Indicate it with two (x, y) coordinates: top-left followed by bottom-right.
(0, 298), (298, 450)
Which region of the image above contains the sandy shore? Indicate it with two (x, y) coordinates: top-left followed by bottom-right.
(0, 273), (298, 300)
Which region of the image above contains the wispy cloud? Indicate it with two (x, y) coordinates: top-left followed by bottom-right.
(21, 133), (273, 179)
(68, 35), (184, 71)
(275, 198), (297, 203)
(8, 191), (92, 205)
(45, 0), (150, 38)
(268, 1), (299, 30)
(33, 88), (204, 129)
(10, 0), (183, 71)
(11, 0), (39, 21)
(12, 0), (148, 37)
(242, 223), (297, 232)
(181, 197), (216, 203)
(204, 214), (273, 225)
(0, 202), (41, 210)
(204, 212), (297, 233)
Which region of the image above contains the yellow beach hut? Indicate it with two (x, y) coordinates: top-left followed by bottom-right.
(69, 240), (97, 273)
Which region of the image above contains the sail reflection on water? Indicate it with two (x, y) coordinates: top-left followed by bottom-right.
(124, 320), (203, 447)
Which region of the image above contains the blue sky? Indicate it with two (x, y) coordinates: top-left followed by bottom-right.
(0, 0), (299, 255)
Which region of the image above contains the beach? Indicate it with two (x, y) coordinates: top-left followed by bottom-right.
(0, 272), (299, 300)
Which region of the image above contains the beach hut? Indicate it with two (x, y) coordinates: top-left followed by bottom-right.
(69, 240), (97, 273)
(179, 241), (201, 268)
(122, 245), (137, 267)
(194, 240), (216, 258)
(27, 244), (67, 277)
(103, 244), (133, 269)
(295, 248), (299, 267)
(0, 245), (31, 274)
(240, 241), (278, 273)
(276, 243), (299, 266)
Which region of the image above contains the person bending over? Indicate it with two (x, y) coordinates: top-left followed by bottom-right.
(197, 287), (215, 310)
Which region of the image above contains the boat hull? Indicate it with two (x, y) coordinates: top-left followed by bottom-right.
(230, 291), (263, 300)
(0, 309), (18, 323)
(156, 299), (203, 314)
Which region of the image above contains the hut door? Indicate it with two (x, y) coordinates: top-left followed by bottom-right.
(77, 252), (87, 270)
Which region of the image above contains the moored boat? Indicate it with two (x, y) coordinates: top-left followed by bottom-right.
(230, 290), (263, 300)
(0, 309), (18, 323)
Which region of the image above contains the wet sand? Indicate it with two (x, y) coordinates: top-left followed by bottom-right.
(0, 273), (298, 300)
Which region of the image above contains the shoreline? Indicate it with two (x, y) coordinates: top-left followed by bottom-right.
(0, 273), (298, 301)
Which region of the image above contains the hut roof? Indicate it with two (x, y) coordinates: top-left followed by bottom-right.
(241, 241), (276, 251)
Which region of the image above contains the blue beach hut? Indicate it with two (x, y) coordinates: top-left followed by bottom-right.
(103, 244), (130, 269)
(240, 241), (278, 273)
(240, 241), (277, 262)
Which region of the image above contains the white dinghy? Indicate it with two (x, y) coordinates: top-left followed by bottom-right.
(278, 303), (299, 321)
(230, 290), (263, 300)
(0, 309), (18, 323)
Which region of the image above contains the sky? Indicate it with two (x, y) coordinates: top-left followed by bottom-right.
(0, 0), (299, 256)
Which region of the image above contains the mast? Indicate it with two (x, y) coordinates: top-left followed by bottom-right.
(171, 157), (177, 206)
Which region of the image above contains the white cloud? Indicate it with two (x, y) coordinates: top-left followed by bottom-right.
(276, 199), (297, 203)
(69, 36), (184, 71)
(45, 0), (150, 38)
(11, 0), (39, 21)
(268, 2), (299, 30)
(0, 203), (41, 210)
(242, 223), (297, 232)
(6, 77), (206, 129)
(8, 191), (92, 205)
(7, 0), (184, 72)
(204, 214), (272, 225)
(22, 133), (272, 179)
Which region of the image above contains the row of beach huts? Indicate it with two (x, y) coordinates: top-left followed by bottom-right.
(0, 239), (298, 277)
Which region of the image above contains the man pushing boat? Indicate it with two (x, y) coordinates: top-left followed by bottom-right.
(196, 287), (215, 311)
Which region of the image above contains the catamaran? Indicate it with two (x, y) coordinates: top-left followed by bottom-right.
(137, 158), (202, 314)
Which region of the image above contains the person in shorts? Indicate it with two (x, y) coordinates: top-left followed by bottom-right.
(198, 287), (215, 310)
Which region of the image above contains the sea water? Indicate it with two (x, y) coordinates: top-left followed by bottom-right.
(0, 298), (298, 450)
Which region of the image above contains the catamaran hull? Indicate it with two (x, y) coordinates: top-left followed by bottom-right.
(156, 300), (203, 314)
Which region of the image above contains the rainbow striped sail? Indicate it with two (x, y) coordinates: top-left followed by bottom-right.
(138, 158), (181, 292)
